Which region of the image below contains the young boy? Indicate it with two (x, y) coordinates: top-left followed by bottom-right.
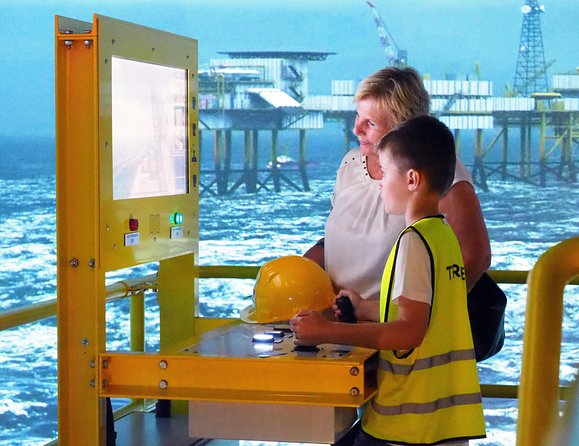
(290, 115), (486, 445)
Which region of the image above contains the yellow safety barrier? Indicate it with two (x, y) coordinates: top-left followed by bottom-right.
(517, 237), (579, 446)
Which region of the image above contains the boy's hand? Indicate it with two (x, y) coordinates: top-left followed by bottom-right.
(289, 310), (328, 346)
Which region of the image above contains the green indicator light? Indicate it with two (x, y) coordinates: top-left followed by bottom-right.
(171, 212), (184, 225)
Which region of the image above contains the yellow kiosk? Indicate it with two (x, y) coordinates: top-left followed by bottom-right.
(56, 14), (376, 445)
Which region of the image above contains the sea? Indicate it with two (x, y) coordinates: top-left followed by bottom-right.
(0, 133), (578, 445)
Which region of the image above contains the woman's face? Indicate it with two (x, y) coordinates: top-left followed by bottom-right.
(353, 97), (395, 157)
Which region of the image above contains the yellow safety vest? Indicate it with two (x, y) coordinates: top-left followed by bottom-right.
(362, 216), (486, 444)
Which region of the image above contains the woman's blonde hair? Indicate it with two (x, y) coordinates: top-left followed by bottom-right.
(354, 66), (430, 125)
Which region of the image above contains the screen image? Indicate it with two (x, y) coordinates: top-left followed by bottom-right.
(111, 57), (188, 200)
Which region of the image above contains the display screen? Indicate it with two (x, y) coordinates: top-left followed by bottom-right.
(111, 57), (188, 200)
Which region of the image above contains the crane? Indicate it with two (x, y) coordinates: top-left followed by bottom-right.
(366, 1), (407, 67)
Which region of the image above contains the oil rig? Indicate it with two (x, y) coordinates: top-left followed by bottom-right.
(198, 0), (578, 194)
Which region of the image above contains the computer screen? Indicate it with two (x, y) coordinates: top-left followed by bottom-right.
(111, 56), (188, 200)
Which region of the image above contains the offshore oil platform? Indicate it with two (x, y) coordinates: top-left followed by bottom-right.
(198, 0), (578, 194)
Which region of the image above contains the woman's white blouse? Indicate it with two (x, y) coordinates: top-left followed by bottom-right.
(324, 148), (473, 300)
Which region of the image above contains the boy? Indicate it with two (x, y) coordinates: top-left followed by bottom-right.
(290, 115), (486, 445)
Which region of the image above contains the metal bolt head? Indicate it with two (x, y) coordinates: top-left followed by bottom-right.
(350, 367), (359, 376)
(88, 258), (96, 268)
(89, 379), (96, 388)
(81, 338), (89, 346)
(70, 258), (79, 268)
(159, 380), (169, 389)
(159, 360), (168, 370)
(350, 387), (360, 397)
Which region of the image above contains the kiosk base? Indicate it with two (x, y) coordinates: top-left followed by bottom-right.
(189, 402), (357, 444)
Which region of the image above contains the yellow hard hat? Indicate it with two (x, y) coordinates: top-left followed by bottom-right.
(240, 256), (335, 323)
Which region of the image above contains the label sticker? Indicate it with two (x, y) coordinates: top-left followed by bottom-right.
(124, 232), (140, 246)
(170, 226), (184, 239)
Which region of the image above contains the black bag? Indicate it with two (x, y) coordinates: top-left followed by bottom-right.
(467, 272), (507, 362)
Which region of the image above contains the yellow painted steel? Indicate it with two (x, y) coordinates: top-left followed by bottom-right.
(158, 254), (197, 350)
(56, 13), (199, 445)
(0, 299), (57, 331)
(99, 349), (377, 407)
(130, 292), (145, 352)
(4, 269), (579, 333)
(55, 15), (104, 444)
(96, 16), (199, 272)
(517, 237), (579, 446)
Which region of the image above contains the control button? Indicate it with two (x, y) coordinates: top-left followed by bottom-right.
(170, 212), (184, 225)
(129, 218), (139, 231)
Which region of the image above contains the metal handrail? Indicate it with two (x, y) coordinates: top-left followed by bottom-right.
(2, 267), (579, 332)
(517, 238), (579, 446)
(0, 273), (158, 331)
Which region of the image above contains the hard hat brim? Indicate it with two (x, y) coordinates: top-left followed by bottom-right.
(240, 305), (260, 323)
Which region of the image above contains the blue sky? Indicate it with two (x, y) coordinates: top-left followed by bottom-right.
(0, 0), (577, 137)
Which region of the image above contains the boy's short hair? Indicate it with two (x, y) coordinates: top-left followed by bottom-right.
(354, 66), (430, 126)
(376, 115), (456, 195)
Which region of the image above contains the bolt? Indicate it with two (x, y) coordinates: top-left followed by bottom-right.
(84, 39), (91, 48)
(159, 360), (168, 369)
(350, 387), (360, 397)
(89, 379), (96, 388)
(81, 338), (89, 346)
(350, 367), (359, 376)
(159, 380), (168, 389)
(64, 40), (73, 49)
(88, 258), (95, 268)
(70, 258), (79, 268)
(89, 360), (95, 368)
(102, 360), (109, 369)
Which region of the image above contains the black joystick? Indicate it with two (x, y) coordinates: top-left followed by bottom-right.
(336, 296), (357, 323)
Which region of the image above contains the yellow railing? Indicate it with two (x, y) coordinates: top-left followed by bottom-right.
(1, 264), (578, 444)
(517, 237), (579, 446)
(4, 268), (578, 332)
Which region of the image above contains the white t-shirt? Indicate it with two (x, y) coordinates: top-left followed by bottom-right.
(325, 148), (473, 301)
(392, 231), (433, 306)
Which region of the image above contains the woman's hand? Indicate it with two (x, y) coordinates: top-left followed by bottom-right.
(333, 289), (362, 320)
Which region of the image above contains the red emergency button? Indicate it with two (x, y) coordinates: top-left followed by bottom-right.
(129, 218), (139, 231)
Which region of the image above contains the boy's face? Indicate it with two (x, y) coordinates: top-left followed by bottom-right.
(378, 149), (408, 215)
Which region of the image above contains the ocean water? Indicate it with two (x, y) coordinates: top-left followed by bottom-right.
(0, 136), (578, 445)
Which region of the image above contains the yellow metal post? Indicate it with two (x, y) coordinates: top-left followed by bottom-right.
(517, 237), (579, 446)
(130, 292), (145, 352)
(56, 13), (199, 444)
(55, 15), (105, 444)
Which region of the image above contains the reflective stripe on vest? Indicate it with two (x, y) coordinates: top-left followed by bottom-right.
(378, 348), (476, 375)
(371, 391), (482, 416)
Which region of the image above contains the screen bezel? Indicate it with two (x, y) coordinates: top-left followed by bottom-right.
(97, 15), (198, 272)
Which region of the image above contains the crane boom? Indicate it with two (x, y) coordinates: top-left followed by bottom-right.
(366, 1), (407, 67)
